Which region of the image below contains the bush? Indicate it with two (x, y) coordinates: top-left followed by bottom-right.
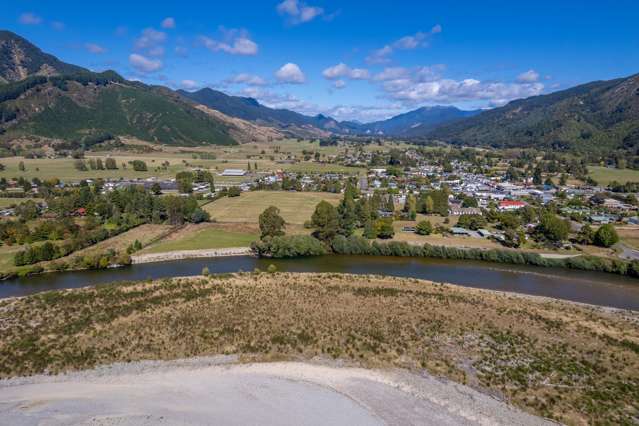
(267, 264), (277, 273)
(593, 224), (619, 248)
(251, 235), (327, 258)
(202, 266), (210, 276)
(416, 220), (433, 235)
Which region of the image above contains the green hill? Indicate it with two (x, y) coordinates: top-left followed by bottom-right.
(0, 71), (236, 146)
(428, 74), (639, 154)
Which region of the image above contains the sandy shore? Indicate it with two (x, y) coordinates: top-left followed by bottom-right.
(0, 358), (552, 426)
(131, 247), (252, 264)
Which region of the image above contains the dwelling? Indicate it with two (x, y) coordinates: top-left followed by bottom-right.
(498, 200), (526, 211)
(449, 206), (482, 216)
(450, 227), (471, 236)
(221, 169), (247, 177)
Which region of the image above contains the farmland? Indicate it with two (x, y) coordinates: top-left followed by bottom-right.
(588, 166), (639, 185)
(142, 223), (259, 254)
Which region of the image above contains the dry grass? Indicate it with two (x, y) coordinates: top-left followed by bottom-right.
(205, 191), (342, 225)
(0, 273), (637, 424)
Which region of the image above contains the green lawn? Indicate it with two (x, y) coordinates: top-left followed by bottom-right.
(144, 227), (258, 253)
(588, 166), (639, 185)
(0, 198), (41, 209)
(205, 191), (342, 225)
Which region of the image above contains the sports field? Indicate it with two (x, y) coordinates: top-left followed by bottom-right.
(205, 191), (341, 224)
(588, 166), (639, 185)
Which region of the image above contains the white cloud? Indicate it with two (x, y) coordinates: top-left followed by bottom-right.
(200, 28), (258, 56)
(240, 87), (316, 113)
(333, 79), (346, 89)
(322, 63), (369, 80)
(19, 13), (42, 25)
(161, 17), (176, 29)
(85, 43), (106, 54)
(135, 28), (167, 51)
(366, 25), (442, 64)
(517, 69), (540, 83)
(51, 21), (65, 31)
(277, 0), (324, 25)
(228, 73), (267, 86)
(180, 79), (199, 90)
(373, 67), (409, 81)
(275, 63), (306, 84)
(147, 46), (165, 57)
(129, 53), (162, 73)
(324, 104), (404, 122)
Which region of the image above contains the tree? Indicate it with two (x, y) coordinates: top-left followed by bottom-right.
(533, 167), (543, 185)
(536, 213), (570, 243)
(355, 197), (372, 226)
(337, 195), (357, 236)
(457, 214), (487, 230)
(311, 201), (339, 241)
(424, 195), (434, 214)
(416, 220), (433, 235)
(96, 158), (104, 170)
(376, 218), (395, 239)
(403, 194), (417, 220)
(151, 182), (162, 195)
(559, 174), (568, 186)
(131, 160), (147, 171)
(105, 158), (117, 170)
(74, 160), (88, 171)
(461, 195), (478, 208)
(176, 171), (193, 194)
(384, 194), (395, 213)
(363, 219), (377, 239)
(576, 224), (594, 245)
(18, 161), (25, 172)
(259, 206), (286, 239)
(593, 224), (619, 248)
(227, 186), (241, 197)
(190, 208), (210, 223)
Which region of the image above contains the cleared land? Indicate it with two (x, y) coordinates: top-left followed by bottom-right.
(588, 166), (639, 185)
(0, 360), (549, 426)
(0, 273), (637, 424)
(205, 191), (342, 224)
(0, 198), (41, 209)
(142, 223), (258, 254)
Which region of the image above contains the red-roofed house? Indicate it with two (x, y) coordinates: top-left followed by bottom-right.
(498, 200), (526, 211)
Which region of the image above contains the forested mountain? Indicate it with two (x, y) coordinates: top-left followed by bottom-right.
(0, 31), (237, 147)
(358, 106), (480, 137)
(428, 74), (639, 153)
(0, 30), (86, 84)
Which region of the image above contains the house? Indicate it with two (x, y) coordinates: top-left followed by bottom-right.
(498, 200), (526, 211)
(450, 227), (471, 236)
(221, 169), (247, 177)
(449, 206), (482, 216)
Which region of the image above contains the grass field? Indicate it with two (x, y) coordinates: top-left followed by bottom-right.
(1, 273), (637, 424)
(143, 224), (258, 253)
(0, 198), (41, 209)
(205, 191), (342, 224)
(588, 166), (639, 185)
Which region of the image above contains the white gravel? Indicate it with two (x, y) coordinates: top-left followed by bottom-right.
(0, 357), (553, 426)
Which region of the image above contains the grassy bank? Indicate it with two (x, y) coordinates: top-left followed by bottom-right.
(0, 273), (637, 424)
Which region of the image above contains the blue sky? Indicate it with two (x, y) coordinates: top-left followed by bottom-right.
(2, 0), (638, 122)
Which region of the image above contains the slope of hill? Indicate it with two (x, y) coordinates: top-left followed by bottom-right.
(0, 30), (86, 83)
(429, 74), (639, 152)
(359, 106), (480, 136)
(0, 72), (236, 146)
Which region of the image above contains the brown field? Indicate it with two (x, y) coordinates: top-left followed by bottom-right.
(205, 191), (342, 225)
(0, 273), (637, 424)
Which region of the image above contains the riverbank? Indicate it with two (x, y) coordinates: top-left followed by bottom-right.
(131, 247), (252, 264)
(1, 272), (637, 423)
(0, 358), (551, 426)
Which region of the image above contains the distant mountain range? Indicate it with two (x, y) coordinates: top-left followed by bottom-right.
(1, 29), (638, 153)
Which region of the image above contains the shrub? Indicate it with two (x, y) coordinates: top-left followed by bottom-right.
(267, 264), (278, 273)
(416, 220), (433, 235)
(593, 224), (619, 248)
(202, 266), (210, 276)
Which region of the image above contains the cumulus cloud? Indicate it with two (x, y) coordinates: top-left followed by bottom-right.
(324, 104), (405, 122)
(322, 63), (369, 80)
(129, 53), (162, 73)
(228, 73), (267, 86)
(85, 43), (106, 54)
(332, 79), (346, 89)
(275, 63), (306, 84)
(366, 25), (442, 64)
(19, 12), (42, 25)
(517, 69), (540, 83)
(277, 0), (324, 25)
(161, 17), (176, 29)
(135, 28), (167, 51)
(200, 28), (258, 55)
(180, 79), (199, 90)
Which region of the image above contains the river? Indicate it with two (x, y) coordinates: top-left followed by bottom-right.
(1, 255), (638, 309)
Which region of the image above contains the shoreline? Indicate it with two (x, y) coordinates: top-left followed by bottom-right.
(130, 246), (253, 264)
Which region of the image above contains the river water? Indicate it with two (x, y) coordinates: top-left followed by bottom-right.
(1, 255), (638, 309)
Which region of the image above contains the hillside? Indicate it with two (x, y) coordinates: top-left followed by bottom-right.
(428, 73), (639, 153)
(359, 106), (479, 136)
(0, 72), (236, 146)
(0, 30), (86, 83)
